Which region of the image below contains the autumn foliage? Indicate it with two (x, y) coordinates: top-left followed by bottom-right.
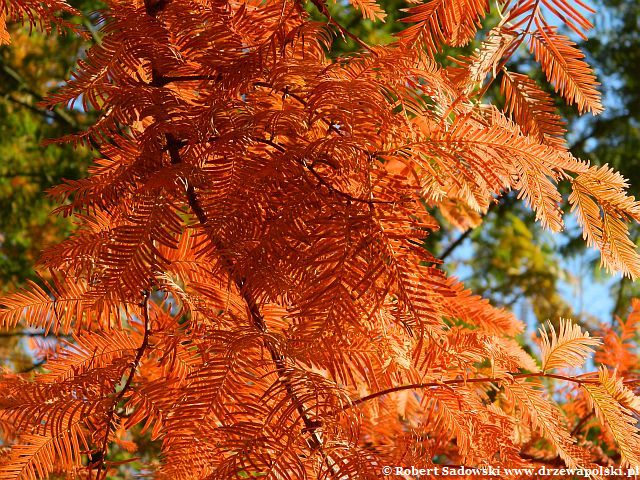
(1, 0), (640, 478)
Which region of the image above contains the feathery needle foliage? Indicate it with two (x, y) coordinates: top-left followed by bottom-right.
(539, 318), (601, 373)
(1, 0), (640, 478)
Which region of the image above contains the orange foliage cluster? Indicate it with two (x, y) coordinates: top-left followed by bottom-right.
(1, 0), (640, 478)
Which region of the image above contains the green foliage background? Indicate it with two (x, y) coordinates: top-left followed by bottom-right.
(0, 1), (98, 290)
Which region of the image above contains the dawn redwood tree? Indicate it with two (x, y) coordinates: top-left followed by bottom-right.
(1, 0), (640, 478)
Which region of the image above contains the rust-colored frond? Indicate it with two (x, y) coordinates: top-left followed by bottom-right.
(0, 276), (94, 334)
(493, 337), (540, 373)
(438, 198), (483, 231)
(582, 367), (640, 468)
(405, 115), (586, 231)
(46, 140), (144, 216)
(43, 195), (184, 301)
(622, 299), (640, 342)
(315, 448), (381, 480)
(399, 0), (489, 55)
(39, 330), (141, 383)
(2, 0), (640, 477)
(569, 165), (640, 278)
(0, 431), (84, 480)
(443, 278), (524, 336)
(529, 26), (603, 114)
(538, 318), (601, 372)
(501, 70), (566, 148)
(504, 379), (593, 469)
(346, 0), (387, 21)
(452, 26), (518, 94)
(0, 10), (9, 45)
(419, 387), (487, 458)
(501, 0), (594, 40)
(0, 356), (129, 479)
(0, 0), (82, 44)
(596, 300), (640, 372)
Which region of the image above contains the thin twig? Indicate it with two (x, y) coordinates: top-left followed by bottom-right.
(570, 411), (594, 437)
(165, 132), (330, 457)
(307, 0), (373, 52)
(153, 74), (220, 87)
(252, 137), (397, 206)
(439, 200), (501, 260)
(2, 93), (57, 120)
(0, 331), (70, 338)
(94, 291), (151, 480)
(253, 81), (345, 137)
(338, 371), (640, 414)
(474, 0), (542, 101)
(439, 228), (474, 261)
(18, 359), (46, 374)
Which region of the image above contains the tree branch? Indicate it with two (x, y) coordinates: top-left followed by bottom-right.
(17, 359), (46, 374)
(94, 291), (151, 480)
(1, 93), (57, 120)
(145, 0), (333, 468)
(0, 171), (45, 178)
(339, 371), (640, 413)
(439, 227), (474, 261)
(253, 137), (398, 206)
(570, 410), (594, 437)
(0, 65), (78, 129)
(0, 331), (70, 338)
(439, 200), (501, 260)
(165, 131), (331, 456)
(438, 193), (517, 260)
